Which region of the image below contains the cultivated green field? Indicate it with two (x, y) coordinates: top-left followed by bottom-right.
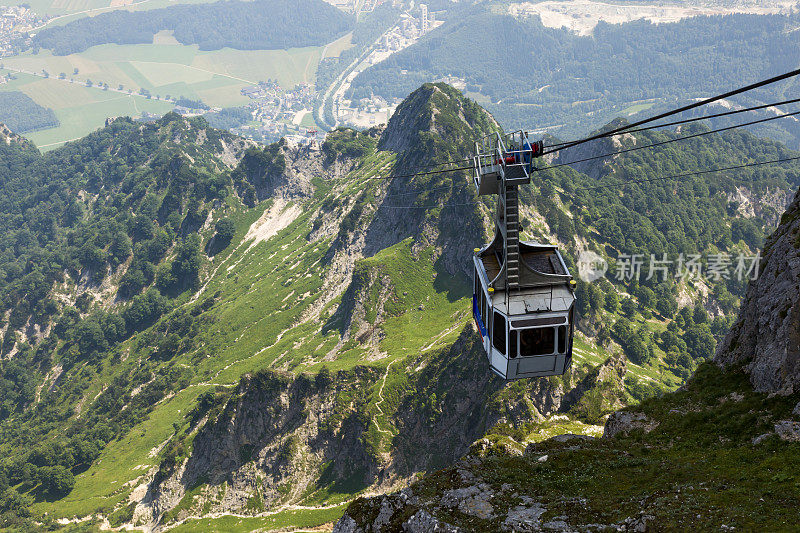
(0, 70), (172, 148)
(4, 42), (321, 102)
(0, 40), (325, 149)
(322, 31), (354, 59)
(8, 0), (216, 26)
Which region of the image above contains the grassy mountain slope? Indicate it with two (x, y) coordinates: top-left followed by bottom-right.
(0, 82), (798, 531)
(335, 132), (800, 533)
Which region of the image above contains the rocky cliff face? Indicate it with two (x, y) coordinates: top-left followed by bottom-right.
(143, 327), (580, 528)
(715, 186), (800, 394)
(0, 123), (34, 148)
(140, 368), (383, 525)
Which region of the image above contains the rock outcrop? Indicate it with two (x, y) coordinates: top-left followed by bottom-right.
(0, 123), (34, 148)
(332, 457), (574, 533)
(715, 186), (800, 394)
(603, 410), (659, 439)
(138, 368), (385, 526)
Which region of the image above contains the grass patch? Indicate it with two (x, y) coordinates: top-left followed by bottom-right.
(168, 503), (348, 532)
(34, 386), (212, 518)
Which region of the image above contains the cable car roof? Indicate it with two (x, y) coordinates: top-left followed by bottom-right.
(486, 283), (574, 317)
(475, 240), (573, 291)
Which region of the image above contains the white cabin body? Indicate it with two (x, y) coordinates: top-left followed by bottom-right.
(472, 243), (576, 380)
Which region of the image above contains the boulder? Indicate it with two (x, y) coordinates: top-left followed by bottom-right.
(603, 411), (658, 439)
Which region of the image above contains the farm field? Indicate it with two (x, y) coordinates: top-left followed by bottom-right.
(3, 42), (321, 100)
(0, 40), (325, 149)
(6, 0), (216, 26)
(322, 31), (354, 59)
(0, 71), (172, 149)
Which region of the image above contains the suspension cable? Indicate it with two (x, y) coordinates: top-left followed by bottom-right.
(541, 68), (800, 156)
(545, 96), (800, 149)
(374, 156), (800, 208)
(534, 109), (800, 173)
(584, 155), (800, 191)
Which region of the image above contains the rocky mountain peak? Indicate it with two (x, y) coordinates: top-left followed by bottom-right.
(378, 82), (499, 167)
(715, 185), (800, 394)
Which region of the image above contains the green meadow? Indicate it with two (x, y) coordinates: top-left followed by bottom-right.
(0, 40), (327, 149)
(7, 0), (215, 22)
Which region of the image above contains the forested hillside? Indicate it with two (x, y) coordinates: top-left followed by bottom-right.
(0, 83), (797, 530)
(32, 0), (353, 55)
(0, 92), (59, 134)
(348, 6), (800, 141)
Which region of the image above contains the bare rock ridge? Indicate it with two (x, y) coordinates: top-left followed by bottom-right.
(715, 185), (800, 394)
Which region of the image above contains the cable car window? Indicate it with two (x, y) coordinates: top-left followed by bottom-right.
(509, 329), (518, 358)
(492, 312), (506, 355)
(487, 295), (492, 338)
(558, 326), (567, 353)
(478, 288), (485, 325)
(520, 327), (555, 356)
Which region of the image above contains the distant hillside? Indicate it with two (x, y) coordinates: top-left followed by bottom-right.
(348, 6), (800, 141)
(0, 92), (58, 134)
(33, 0), (354, 55)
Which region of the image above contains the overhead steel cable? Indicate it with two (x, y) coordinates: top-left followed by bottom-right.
(373, 156), (800, 208)
(544, 96), (800, 149)
(533, 109), (800, 173)
(328, 71), (800, 189)
(369, 164), (474, 181)
(378, 202), (477, 209)
(334, 109), (798, 189)
(378, 184), (461, 197)
(541, 67), (800, 156)
(399, 156), (473, 171)
(368, 106), (800, 181)
(394, 95), (800, 167)
(584, 155), (800, 191)
(348, 107), (797, 182)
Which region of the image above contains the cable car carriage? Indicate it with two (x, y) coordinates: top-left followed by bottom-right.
(471, 131), (576, 380)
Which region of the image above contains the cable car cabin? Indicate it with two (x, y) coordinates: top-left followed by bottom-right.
(472, 241), (576, 380)
(470, 129), (575, 379)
